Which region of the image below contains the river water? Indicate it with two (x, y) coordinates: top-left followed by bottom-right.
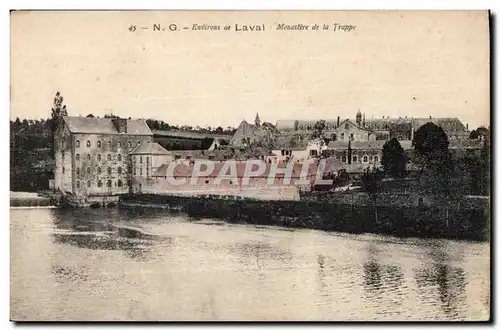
(10, 207), (490, 321)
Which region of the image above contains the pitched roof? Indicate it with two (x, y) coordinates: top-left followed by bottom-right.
(261, 122), (280, 134)
(336, 119), (374, 133)
(63, 116), (152, 135)
(130, 142), (171, 155)
(411, 118), (466, 132)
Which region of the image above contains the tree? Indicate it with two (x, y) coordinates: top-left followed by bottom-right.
(347, 140), (352, 165)
(289, 134), (302, 148)
(361, 166), (382, 223)
(412, 122), (449, 162)
(412, 122), (453, 193)
(480, 134), (490, 196)
(86, 114), (95, 118)
(382, 138), (407, 178)
(50, 91), (68, 133)
(311, 120), (326, 140)
(104, 113), (119, 118)
(470, 126), (489, 139)
(214, 126), (224, 134)
(459, 152), (486, 195)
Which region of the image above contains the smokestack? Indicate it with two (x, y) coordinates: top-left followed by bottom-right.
(337, 116), (340, 127)
(466, 123), (468, 130)
(363, 113), (365, 126)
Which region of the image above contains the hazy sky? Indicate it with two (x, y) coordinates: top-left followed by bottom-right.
(11, 11), (490, 129)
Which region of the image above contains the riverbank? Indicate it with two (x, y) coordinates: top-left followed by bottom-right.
(10, 192), (52, 207)
(120, 194), (489, 242)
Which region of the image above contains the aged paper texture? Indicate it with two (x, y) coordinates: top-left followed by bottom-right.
(10, 10), (490, 321)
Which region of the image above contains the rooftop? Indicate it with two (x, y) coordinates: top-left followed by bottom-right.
(63, 116), (152, 135)
(130, 142), (172, 155)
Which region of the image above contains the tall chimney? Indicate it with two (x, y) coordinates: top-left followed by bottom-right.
(466, 123), (468, 130)
(363, 113), (366, 126)
(112, 118), (127, 133)
(337, 116), (340, 127)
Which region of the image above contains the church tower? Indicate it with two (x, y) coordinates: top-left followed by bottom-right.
(356, 109), (362, 125)
(255, 112), (261, 127)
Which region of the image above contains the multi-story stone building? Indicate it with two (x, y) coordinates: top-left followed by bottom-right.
(54, 116), (153, 199)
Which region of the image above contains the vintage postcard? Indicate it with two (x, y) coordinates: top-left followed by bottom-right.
(10, 10), (490, 321)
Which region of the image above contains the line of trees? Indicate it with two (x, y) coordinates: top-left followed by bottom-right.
(363, 122), (490, 199)
(145, 119), (236, 135)
(360, 122), (489, 224)
(10, 91), (69, 192)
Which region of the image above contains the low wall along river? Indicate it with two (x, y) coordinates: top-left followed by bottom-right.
(120, 194), (489, 242)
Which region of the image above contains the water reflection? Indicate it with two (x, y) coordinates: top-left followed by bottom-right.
(10, 208), (489, 321)
(414, 242), (468, 319)
(51, 209), (170, 263)
(361, 242), (406, 318)
(315, 255), (329, 299)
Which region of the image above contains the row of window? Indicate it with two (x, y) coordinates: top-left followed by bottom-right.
(76, 153), (123, 162)
(75, 166), (123, 175)
(132, 166), (149, 176)
(76, 140), (145, 148)
(338, 155), (379, 163)
(133, 156), (150, 164)
(61, 166), (148, 175)
(76, 179), (124, 188)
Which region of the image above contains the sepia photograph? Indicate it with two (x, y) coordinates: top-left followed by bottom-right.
(9, 10), (491, 321)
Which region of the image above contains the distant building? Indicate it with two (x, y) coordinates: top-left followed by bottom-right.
(272, 138), (328, 163)
(230, 113), (280, 147)
(276, 111), (470, 142)
(130, 141), (173, 179)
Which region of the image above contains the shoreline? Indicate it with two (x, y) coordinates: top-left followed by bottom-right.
(10, 190), (488, 242)
(9, 192), (53, 208)
(120, 194), (490, 242)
